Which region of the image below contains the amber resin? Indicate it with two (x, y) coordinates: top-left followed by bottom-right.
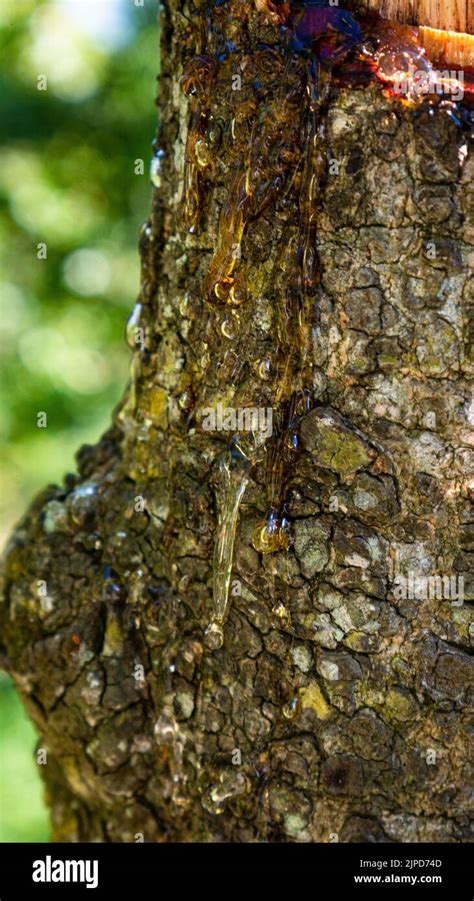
(180, 55), (218, 233)
(177, 0), (473, 648)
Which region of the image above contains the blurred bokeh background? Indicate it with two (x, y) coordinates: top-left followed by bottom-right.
(0, 0), (159, 840)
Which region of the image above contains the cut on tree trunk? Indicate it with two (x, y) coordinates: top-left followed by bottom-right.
(348, 0), (474, 65)
(356, 0), (473, 34)
(0, 1), (473, 844)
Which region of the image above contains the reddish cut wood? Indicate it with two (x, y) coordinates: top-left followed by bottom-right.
(357, 1), (473, 34)
(352, 1), (474, 65)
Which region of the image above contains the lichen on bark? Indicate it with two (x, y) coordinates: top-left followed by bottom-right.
(0, 1), (473, 844)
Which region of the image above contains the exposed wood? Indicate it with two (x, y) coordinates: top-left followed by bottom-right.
(358, 1), (472, 34)
(419, 25), (474, 66)
(348, 1), (474, 66)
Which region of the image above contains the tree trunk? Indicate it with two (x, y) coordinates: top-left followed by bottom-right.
(1, 1), (473, 844)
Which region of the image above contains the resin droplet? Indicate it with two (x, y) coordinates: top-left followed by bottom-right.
(257, 359), (271, 380)
(126, 302), (143, 351)
(221, 312), (240, 340)
(204, 620), (224, 651)
(154, 711), (178, 745)
(282, 694), (300, 720)
(150, 148), (165, 188)
(178, 391), (190, 411)
(252, 510), (290, 555)
(201, 769), (249, 815)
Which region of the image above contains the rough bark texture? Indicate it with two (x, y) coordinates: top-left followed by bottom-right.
(1, 1), (473, 844)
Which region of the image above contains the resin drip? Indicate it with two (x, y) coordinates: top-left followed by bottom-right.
(252, 391), (310, 554)
(252, 7), (360, 553)
(280, 53), (331, 383)
(204, 158), (251, 304)
(180, 55), (217, 233)
(204, 74), (301, 305)
(199, 3), (365, 642)
(251, 62), (325, 554)
(205, 440), (253, 650)
(154, 704), (187, 806)
(178, 2), (473, 648)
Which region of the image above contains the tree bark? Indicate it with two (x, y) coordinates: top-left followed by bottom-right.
(1, 1), (473, 844)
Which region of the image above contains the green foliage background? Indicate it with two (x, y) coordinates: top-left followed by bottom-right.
(0, 0), (159, 840)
